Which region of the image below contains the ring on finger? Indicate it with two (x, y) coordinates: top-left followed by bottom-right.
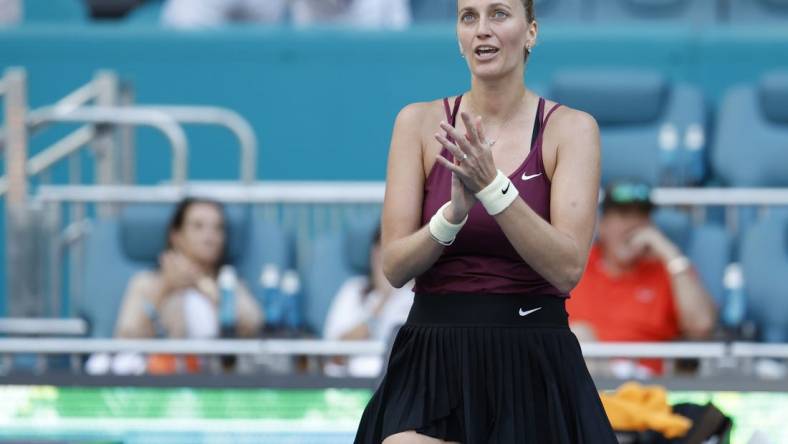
(459, 153), (468, 163)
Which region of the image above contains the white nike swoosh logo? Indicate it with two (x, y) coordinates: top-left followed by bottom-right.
(518, 307), (542, 317)
(522, 173), (542, 181)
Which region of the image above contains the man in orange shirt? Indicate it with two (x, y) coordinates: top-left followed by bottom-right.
(568, 180), (717, 376)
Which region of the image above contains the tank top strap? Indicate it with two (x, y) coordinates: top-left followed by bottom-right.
(532, 100), (561, 177)
(442, 95), (463, 145)
(541, 102), (562, 132)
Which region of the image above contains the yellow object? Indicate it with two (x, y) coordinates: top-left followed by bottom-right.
(600, 381), (692, 439)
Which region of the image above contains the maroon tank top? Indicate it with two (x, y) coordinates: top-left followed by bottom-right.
(414, 95), (566, 296)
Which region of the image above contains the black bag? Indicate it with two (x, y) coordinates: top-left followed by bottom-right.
(614, 402), (732, 444)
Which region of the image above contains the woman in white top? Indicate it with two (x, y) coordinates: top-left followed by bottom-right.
(323, 225), (414, 377)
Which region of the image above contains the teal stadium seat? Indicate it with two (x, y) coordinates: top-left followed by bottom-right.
(302, 215), (379, 335)
(410, 0), (587, 24)
(550, 69), (708, 186)
(23, 0), (88, 23)
(81, 204), (291, 337)
(740, 209), (788, 342)
(713, 71), (788, 187)
(590, 0), (719, 24)
(728, 0), (788, 23)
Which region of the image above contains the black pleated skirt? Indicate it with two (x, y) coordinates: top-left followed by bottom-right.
(354, 293), (617, 443)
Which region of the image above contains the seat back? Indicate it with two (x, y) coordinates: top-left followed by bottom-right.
(302, 214), (379, 334)
(551, 69), (707, 186)
(740, 210), (788, 342)
(713, 71), (788, 187)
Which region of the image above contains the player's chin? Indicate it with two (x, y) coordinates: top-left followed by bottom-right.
(471, 63), (513, 80)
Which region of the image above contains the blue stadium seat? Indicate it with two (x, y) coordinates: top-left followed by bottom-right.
(23, 0), (88, 23)
(409, 0), (454, 23)
(712, 71), (788, 187)
(728, 0), (788, 23)
(302, 215), (379, 335)
(550, 69), (707, 186)
(740, 209), (788, 342)
(80, 204), (291, 337)
(410, 0), (587, 23)
(590, 0), (719, 24)
(653, 208), (731, 306)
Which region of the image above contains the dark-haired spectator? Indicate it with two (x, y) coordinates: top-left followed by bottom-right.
(110, 199), (262, 373)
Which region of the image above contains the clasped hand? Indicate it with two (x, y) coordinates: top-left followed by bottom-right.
(434, 112), (498, 223)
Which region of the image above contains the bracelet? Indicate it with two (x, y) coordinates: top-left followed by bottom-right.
(666, 255), (691, 275)
(428, 202), (468, 246)
(475, 170), (519, 216)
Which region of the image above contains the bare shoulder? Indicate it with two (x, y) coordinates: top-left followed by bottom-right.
(394, 98), (447, 132)
(545, 104), (600, 146)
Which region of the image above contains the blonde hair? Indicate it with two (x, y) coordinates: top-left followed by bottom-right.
(521, 0), (535, 22)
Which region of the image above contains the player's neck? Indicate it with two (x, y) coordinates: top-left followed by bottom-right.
(469, 72), (528, 122)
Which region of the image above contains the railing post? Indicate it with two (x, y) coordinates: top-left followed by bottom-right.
(92, 70), (120, 216)
(4, 68), (42, 317)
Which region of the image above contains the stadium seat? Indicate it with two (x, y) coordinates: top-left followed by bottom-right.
(23, 0), (88, 23)
(80, 204), (291, 337)
(302, 214), (379, 335)
(409, 0), (454, 23)
(740, 209), (788, 342)
(653, 208), (731, 306)
(590, 0), (719, 24)
(550, 69), (707, 186)
(727, 0), (788, 23)
(712, 71), (788, 187)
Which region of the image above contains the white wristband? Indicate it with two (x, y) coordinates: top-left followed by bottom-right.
(428, 202), (468, 246)
(475, 170), (519, 216)
(667, 255), (691, 275)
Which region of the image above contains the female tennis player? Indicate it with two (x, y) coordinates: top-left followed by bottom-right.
(355, 0), (617, 442)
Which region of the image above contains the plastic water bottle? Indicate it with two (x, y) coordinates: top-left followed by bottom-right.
(280, 270), (302, 332)
(722, 263), (746, 330)
(218, 265), (238, 337)
(259, 264), (283, 330)
(658, 123), (680, 186)
(683, 123), (706, 185)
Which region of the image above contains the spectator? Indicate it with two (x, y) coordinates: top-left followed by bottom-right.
(161, 0), (410, 29)
(567, 180), (717, 377)
(114, 198), (263, 341)
(322, 225), (413, 377)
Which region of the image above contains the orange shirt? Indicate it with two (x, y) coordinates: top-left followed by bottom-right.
(568, 243), (680, 343)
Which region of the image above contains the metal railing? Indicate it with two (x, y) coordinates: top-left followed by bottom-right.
(0, 318), (87, 336)
(0, 67), (260, 318)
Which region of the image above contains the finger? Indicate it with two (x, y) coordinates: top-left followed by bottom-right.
(460, 112), (480, 147)
(475, 115), (488, 147)
(436, 154), (466, 177)
(440, 122), (475, 158)
(434, 133), (468, 163)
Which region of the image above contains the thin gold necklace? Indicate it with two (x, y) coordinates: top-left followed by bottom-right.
(466, 91), (527, 148)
